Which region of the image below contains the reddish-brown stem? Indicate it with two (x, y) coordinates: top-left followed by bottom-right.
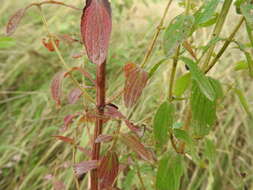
(91, 60), (106, 190)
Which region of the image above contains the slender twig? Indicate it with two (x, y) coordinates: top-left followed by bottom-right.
(178, 107), (192, 154)
(167, 46), (180, 152)
(141, 0), (173, 68)
(168, 46), (180, 101)
(205, 17), (245, 73)
(27, 0), (81, 11)
(136, 162), (147, 190)
(186, 0), (191, 15)
(72, 145), (80, 190)
(202, 0), (233, 70)
(90, 60), (106, 190)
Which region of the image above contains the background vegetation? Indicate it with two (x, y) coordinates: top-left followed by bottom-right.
(0, 0), (253, 189)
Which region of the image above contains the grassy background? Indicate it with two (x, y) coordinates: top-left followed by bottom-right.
(0, 0), (253, 189)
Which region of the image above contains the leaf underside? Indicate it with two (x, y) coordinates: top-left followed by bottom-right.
(81, 0), (112, 65)
(124, 63), (148, 108)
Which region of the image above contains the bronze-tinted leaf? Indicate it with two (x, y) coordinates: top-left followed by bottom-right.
(6, 8), (27, 36)
(51, 71), (66, 106)
(95, 134), (113, 143)
(120, 133), (154, 162)
(124, 63), (148, 108)
(53, 135), (75, 144)
(74, 160), (98, 178)
(81, 0), (112, 65)
(68, 88), (83, 104)
(98, 151), (119, 189)
(42, 37), (60, 52)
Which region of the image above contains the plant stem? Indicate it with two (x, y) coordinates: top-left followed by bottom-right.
(136, 162), (146, 190)
(202, 0), (233, 70)
(141, 0), (173, 68)
(178, 107), (192, 154)
(90, 61), (106, 190)
(205, 17), (245, 73)
(167, 46), (180, 152)
(27, 0), (81, 11)
(168, 46), (180, 102)
(186, 0), (191, 15)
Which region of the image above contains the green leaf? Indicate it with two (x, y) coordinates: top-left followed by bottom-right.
(194, 0), (220, 26)
(173, 73), (191, 97)
(156, 152), (184, 190)
(201, 37), (224, 54)
(199, 13), (218, 28)
(191, 81), (217, 138)
(153, 101), (174, 148)
(172, 122), (184, 129)
(122, 170), (135, 190)
(163, 14), (194, 57)
(208, 77), (224, 99)
(234, 88), (253, 117)
(204, 139), (216, 165)
(181, 57), (216, 101)
(246, 21), (253, 46)
(0, 37), (16, 48)
(244, 51), (253, 77)
(234, 60), (248, 71)
(241, 3), (253, 29)
(174, 129), (193, 145)
(148, 57), (167, 78)
(233, 40), (253, 77)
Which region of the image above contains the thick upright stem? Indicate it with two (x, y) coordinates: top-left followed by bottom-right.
(91, 60), (106, 190)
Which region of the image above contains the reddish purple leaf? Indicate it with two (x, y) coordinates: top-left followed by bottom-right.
(77, 146), (92, 158)
(6, 8), (27, 36)
(65, 67), (95, 84)
(53, 135), (75, 144)
(68, 88), (83, 104)
(44, 174), (54, 181)
(120, 133), (154, 163)
(51, 71), (66, 106)
(124, 120), (143, 137)
(81, 111), (109, 123)
(81, 0), (112, 65)
(57, 34), (81, 45)
(98, 151), (119, 189)
(74, 160), (98, 178)
(95, 134), (113, 143)
(104, 105), (142, 135)
(53, 180), (66, 190)
(124, 63), (148, 108)
(72, 51), (85, 59)
(61, 114), (79, 131)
